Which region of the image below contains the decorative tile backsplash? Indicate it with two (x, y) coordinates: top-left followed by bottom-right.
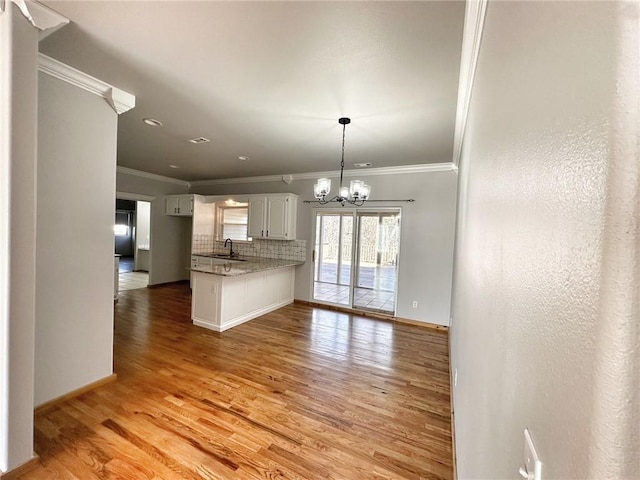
(192, 234), (306, 262)
(253, 238), (307, 261)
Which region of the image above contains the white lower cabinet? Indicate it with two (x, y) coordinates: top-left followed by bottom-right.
(191, 267), (294, 332)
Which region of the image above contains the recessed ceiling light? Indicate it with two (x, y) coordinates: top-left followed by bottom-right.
(189, 137), (210, 144)
(238, 156), (250, 161)
(142, 118), (162, 127)
(354, 162), (372, 168)
(169, 165), (180, 169)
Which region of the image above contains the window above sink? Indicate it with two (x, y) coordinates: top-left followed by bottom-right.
(216, 202), (249, 241)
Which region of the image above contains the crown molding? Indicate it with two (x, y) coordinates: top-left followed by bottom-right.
(38, 53), (135, 114)
(116, 191), (156, 202)
(190, 174), (285, 186)
(452, 0), (488, 167)
(189, 163), (455, 186)
(115, 163), (455, 188)
(117, 166), (190, 187)
(24, 1), (69, 39)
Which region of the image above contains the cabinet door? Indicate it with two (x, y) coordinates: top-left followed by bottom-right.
(192, 273), (220, 327)
(165, 196), (180, 215)
(178, 195), (193, 216)
(247, 197), (266, 238)
(266, 195), (288, 239)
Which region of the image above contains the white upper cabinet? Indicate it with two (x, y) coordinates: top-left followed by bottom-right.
(247, 194), (297, 240)
(165, 195), (193, 216)
(247, 196), (267, 238)
(266, 195), (288, 239)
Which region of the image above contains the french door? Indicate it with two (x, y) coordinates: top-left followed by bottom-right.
(312, 209), (400, 315)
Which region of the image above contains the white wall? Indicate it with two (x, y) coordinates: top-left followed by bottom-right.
(35, 73), (118, 405)
(116, 169), (188, 197)
(191, 169), (458, 326)
(136, 201), (151, 249)
(148, 199), (192, 285)
(192, 195), (216, 238)
(0, 2), (38, 473)
(450, 2), (639, 479)
(134, 201), (150, 271)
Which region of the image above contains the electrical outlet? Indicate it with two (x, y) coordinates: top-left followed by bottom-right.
(454, 368), (458, 387)
(412, 301), (418, 308)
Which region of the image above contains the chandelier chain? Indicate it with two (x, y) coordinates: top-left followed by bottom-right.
(339, 122), (346, 191)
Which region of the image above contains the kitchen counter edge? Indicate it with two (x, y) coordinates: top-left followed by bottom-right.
(191, 257), (304, 277)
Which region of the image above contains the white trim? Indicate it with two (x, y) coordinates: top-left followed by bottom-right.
(452, 0), (488, 167)
(115, 162), (455, 189)
(116, 191), (156, 202)
(23, 1), (69, 39)
(0, 4), (11, 471)
(193, 298), (293, 332)
(37, 53), (135, 114)
(191, 174), (285, 186)
(117, 166), (190, 187)
(190, 162), (455, 187)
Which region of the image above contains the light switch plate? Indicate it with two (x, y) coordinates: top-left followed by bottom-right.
(523, 428), (542, 480)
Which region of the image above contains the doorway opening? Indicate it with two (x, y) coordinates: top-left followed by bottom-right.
(115, 198), (150, 291)
(312, 208), (401, 315)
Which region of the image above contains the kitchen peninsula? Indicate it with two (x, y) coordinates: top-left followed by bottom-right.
(191, 255), (304, 332)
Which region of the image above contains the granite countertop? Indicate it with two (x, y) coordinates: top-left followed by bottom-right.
(191, 256), (304, 277)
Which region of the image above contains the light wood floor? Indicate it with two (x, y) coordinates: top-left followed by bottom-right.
(22, 282), (453, 479)
(118, 271), (149, 291)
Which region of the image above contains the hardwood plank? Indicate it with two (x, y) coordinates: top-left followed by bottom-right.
(21, 282), (453, 479)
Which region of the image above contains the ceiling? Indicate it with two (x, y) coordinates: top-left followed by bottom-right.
(39, 1), (465, 182)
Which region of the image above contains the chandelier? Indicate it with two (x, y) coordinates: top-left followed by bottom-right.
(313, 117), (371, 206)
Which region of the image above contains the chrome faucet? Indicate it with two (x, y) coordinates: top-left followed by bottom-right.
(224, 238), (235, 257)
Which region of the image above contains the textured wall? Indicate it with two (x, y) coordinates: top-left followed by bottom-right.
(450, 1), (639, 479)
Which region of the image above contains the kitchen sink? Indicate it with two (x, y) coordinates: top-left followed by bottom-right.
(209, 257), (242, 265)
(196, 253), (245, 261)
(211, 254), (245, 261)
(192, 254), (246, 268)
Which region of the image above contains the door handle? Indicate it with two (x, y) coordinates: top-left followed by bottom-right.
(312, 250), (316, 262)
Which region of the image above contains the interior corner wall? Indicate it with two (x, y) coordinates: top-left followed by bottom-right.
(450, 2), (639, 479)
(35, 73), (118, 406)
(116, 171), (192, 285)
(116, 170), (189, 197)
(0, 2), (38, 473)
(191, 169), (458, 326)
(148, 197), (192, 286)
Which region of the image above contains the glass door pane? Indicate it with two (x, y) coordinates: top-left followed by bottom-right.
(313, 212), (354, 306)
(353, 211), (400, 314)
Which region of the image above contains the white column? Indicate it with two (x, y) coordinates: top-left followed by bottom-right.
(0, 0), (38, 473)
